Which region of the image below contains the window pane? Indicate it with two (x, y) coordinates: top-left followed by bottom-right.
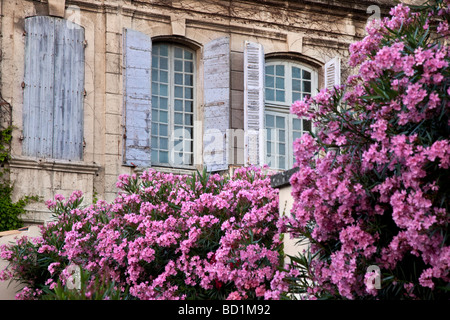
(160, 57), (168, 70)
(160, 151), (168, 163)
(159, 124), (168, 136)
(185, 87), (192, 99)
(184, 50), (193, 60)
(292, 67), (301, 79)
(160, 84), (168, 97)
(279, 156), (286, 169)
(184, 140), (192, 153)
(175, 86), (183, 98)
(293, 131), (302, 141)
(293, 118), (301, 131)
(266, 88), (274, 101)
(266, 114), (274, 127)
(185, 100), (193, 112)
(160, 45), (168, 56)
(151, 137), (158, 148)
(279, 143), (285, 155)
(266, 75), (274, 88)
(174, 47), (183, 58)
(303, 70), (311, 80)
(160, 111), (168, 123)
(152, 56), (158, 68)
(303, 119), (312, 132)
(160, 71), (168, 83)
(175, 73), (183, 85)
(292, 79), (301, 91)
(279, 129), (285, 142)
(152, 69), (158, 81)
(152, 109), (158, 122)
(276, 90), (285, 102)
(185, 61), (193, 73)
(175, 112), (183, 125)
(267, 141), (272, 153)
(160, 97), (168, 110)
(303, 81), (311, 93)
(151, 124), (158, 135)
(276, 77), (284, 89)
(185, 74), (192, 86)
(276, 116), (285, 129)
(276, 65), (284, 76)
(175, 99), (183, 111)
(160, 138), (168, 150)
(185, 114), (192, 125)
(175, 59), (183, 71)
(266, 65), (274, 75)
(292, 92), (301, 102)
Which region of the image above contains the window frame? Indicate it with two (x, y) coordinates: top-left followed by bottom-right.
(151, 42), (197, 169)
(264, 59), (318, 170)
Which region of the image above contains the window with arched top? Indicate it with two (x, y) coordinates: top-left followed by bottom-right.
(151, 43), (195, 166)
(264, 60), (318, 170)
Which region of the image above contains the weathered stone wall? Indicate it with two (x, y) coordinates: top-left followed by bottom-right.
(0, 0), (392, 224)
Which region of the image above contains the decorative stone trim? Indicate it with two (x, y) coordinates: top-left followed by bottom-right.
(9, 156), (101, 175)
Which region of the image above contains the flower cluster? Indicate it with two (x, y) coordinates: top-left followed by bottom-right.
(1, 167), (282, 300)
(282, 2), (450, 300)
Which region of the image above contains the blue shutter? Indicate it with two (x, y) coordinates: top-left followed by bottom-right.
(23, 16), (56, 158)
(23, 16), (85, 160)
(53, 19), (85, 160)
(123, 28), (152, 167)
(203, 37), (230, 172)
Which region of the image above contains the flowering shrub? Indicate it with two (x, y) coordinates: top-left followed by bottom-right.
(1, 167), (282, 300)
(282, 1), (450, 299)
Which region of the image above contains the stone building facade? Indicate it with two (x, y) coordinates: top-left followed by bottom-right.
(0, 0), (395, 225)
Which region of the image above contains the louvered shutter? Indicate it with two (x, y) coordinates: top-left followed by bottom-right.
(122, 29), (152, 167)
(203, 37), (230, 172)
(243, 41), (265, 167)
(324, 56), (341, 90)
(23, 16), (56, 158)
(23, 16), (85, 160)
(52, 19), (85, 160)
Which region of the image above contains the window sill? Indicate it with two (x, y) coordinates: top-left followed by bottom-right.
(132, 165), (198, 176)
(9, 156), (101, 175)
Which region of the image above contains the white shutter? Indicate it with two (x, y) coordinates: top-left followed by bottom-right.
(324, 56), (341, 90)
(122, 28), (152, 167)
(243, 41), (265, 167)
(203, 37), (230, 172)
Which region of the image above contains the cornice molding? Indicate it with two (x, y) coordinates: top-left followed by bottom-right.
(9, 156), (101, 175)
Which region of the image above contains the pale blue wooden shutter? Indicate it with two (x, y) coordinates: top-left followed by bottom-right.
(23, 16), (85, 160)
(244, 41), (265, 166)
(53, 19), (85, 160)
(122, 28), (152, 167)
(203, 37), (230, 172)
(23, 16), (56, 158)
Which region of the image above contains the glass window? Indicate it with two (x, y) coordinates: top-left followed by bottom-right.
(152, 43), (195, 166)
(264, 60), (316, 170)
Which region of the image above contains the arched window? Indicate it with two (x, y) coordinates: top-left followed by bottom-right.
(151, 43), (195, 166)
(264, 60), (317, 170)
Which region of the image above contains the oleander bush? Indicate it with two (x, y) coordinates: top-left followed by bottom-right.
(1, 166), (283, 300)
(275, 1), (450, 300)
